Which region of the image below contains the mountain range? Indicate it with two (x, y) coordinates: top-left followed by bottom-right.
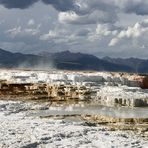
(0, 48), (148, 74)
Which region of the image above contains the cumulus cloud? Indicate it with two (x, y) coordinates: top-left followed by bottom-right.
(6, 26), (22, 38)
(96, 24), (118, 36)
(5, 24), (41, 38)
(28, 19), (35, 26)
(38, 27), (87, 46)
(57, 0), (118, 25)
(40, 30), (57, 40)
(57, 0), (148, 25)
(1, 0), (148, 27)
(88, 23), (119, 42)
(109, 19), (148, 46)
(109, 38), (119, 46)
(0, 0), (120, 26)
(59, 10), (117, 25)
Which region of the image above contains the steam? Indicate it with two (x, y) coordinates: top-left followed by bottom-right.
(16, 59), (56, 71)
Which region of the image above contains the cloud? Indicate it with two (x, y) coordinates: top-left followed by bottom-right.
(6, 26), (22, 38)
(1, 0), (148, 27)
(0, 0), (76, 11)
(42, 0), (76, 12)
(0, 20), (5, 25)
(1, 0), (148, 17)
(109, 19), (148, 46)
(108, 38), (119, 46)
(38, 26), (88, 47)
(0, 0), (118, 26)
(114, 0), (148, 15)
(57, 0), (118, 25)
(24, 27), (40, 36)
(0, 0), (38, 9)
(40, 30), (57, 40)
(0, 41), (27, 51)
(59, 10), (117, 25)
(28, 19), (35, 26)
(96, 24), (118, 36)
(5, 24), (41, 38)
(75, 28), (90, 37)
(88, 23), (119, 42)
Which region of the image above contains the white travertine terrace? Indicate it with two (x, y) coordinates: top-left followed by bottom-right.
(0, 69), (147, 107)
(0, 69), (141, 86)
(96, 86), (148, 107)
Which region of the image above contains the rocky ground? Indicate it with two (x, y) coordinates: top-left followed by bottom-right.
(0, 100), (148, 148)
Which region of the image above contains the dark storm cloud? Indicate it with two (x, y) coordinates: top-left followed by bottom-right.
(0, 0), (76, 11)
(122, 2), (148, 15)
(0, 0), (39, 9)
(1, 0), (148, 16)
(42, 0), (76, 11)
(114, 0), (148, 15)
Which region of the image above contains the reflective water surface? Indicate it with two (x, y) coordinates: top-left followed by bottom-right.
(29, 101), (148, 118)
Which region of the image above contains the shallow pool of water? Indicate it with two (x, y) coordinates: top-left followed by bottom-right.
(29, 102), (148, 118)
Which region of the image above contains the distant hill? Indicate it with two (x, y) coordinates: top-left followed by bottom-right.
(0, 48), (148, 73)
(50, 51), (133, 72)
(102, 56), (147, 73)
(0, 48), (52, 69)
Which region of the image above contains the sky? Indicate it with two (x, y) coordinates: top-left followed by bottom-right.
(0, 0), (148, 58)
